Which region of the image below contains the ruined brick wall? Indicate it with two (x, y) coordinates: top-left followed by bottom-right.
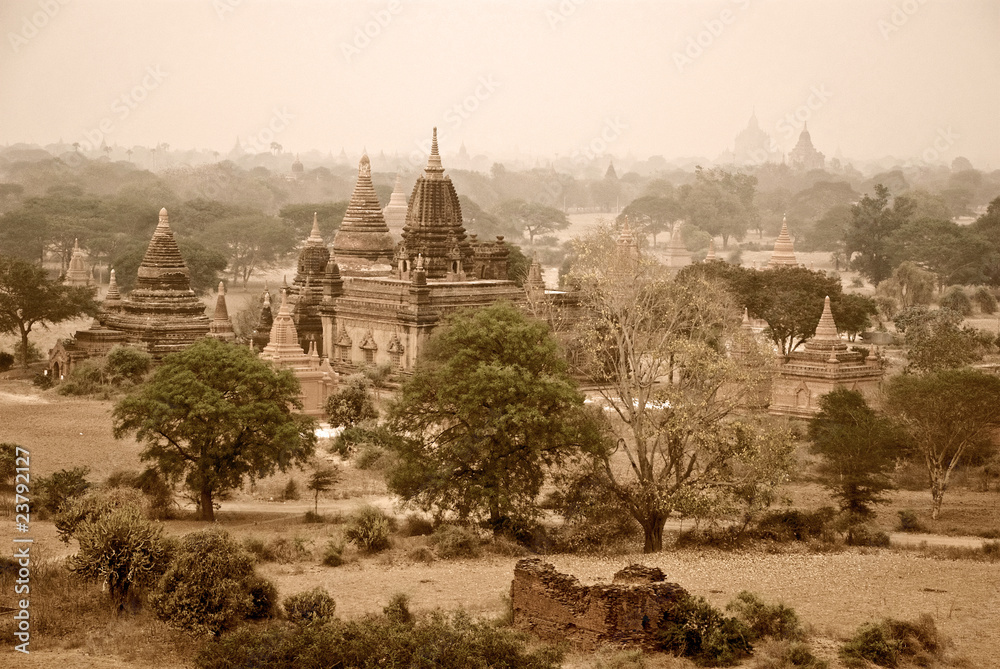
(510, 558), (688, 650)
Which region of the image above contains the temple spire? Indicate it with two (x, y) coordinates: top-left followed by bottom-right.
(768, 215), (797, 267)
(425, 127), (444, 176)
(308, 212), (322, 243)
(812, 296), (840, 343)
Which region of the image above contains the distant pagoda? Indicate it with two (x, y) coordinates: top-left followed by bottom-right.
(382, 173), (409, 242)
(768, 217), (798, 267)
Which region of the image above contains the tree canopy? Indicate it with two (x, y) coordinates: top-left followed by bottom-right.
(569, 227), (794, 552)
(112, 338), (316, 521)
(0, 254), (97, 368)
(493, 199), (570, 245)
(845, 184), (915, 285)
(808, 389), (902, 518)
(884, 368), (1000, 519)
(386, 301), (601, 533)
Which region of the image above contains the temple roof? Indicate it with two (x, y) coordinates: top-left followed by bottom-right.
(209, 282), (235, 341)
(134, 208), (194, 292)
(261, 290), (310, 363)
(295, 212), (331, 280)
(804, 296), (846, 352)
(65, 238), (89, 285)
(768, 217), (797, 267)
(400, 129), (472, 279)
(333, 154), (396, 266)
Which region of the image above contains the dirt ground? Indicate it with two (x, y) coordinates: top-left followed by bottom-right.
(2, 372), (999, 668)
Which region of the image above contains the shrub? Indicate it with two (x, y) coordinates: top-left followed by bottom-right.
(844, 523), (890, 548)
(35, 466), (91, 518)
(284, 587), (337, 624)
(973, 286), (997, 314)
(726, 591), (803, 642)
(755, 509), (835, 543)
(259, 536), (312, 563)
(243, 536), (273, 562)
(400, 513), (434, 537)
(55, 487), (148, 541)
(939, 287), (972, 316)
(0, 350), (14, 372)
(150, 527), (260, 636)
(303, 510), (326, 523)
(382, 592), (412, 624)
(355, 444), (388, 470)
(247, 574), (279, 620)
(324, 376), (378, 427)
(282, 478), (300, 501)
(344, 505), (393, 553)
(657, 593), (754, 666)
(431, 524), (482, 559)
(194, 609), (563, 669)
(104, 467), (175, 519)
(322, 540), (346, 567)
(896, 510), (924, 533)
(840, 614), (943, 668)
(57, 359), (106, 396)
(67, 505), (172, 610)
(753, 639), (829, 668)
(32, 370), (54, 388)
(104, 345), (153, 384)
(15, 340), (42, 366)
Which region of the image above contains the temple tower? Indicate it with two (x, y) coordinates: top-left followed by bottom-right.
(769, 296), (884, 417)
(383, 172), (409, 242)
(768, 216), (798, 267)
(399, 129), (473, 280)
(64, 239), (90, 286)
(208, 282), (236, 342)
(788, 122), (825, 171)
(663, 223), (692, 273)
(333, 154), (396, 274)
(101, 208), (210, 358)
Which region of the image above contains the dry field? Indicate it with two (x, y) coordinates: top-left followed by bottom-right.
(2, 380), (999, 668)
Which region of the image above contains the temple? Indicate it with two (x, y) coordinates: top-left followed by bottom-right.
(50, 208), (212, 376)
(788, 123), (825, 171)
(64, 239), (90, 286)
(767, 216), (798, 267)
(769, 296), (884, 417)
(729, 111), (780, 165)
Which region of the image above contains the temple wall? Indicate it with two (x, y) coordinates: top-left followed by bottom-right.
(510, 559), (688, 650)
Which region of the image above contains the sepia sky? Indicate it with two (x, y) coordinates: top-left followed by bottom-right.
(1, 0), (998, 167)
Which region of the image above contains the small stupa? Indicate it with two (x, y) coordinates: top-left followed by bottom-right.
(383, 172), (409, 242)
(64, 239), (90, 286)
(664, 223), (692, 272)
(704, 239), (717, 262)
(769, 296), (884, 417)
(768, 216), (797, 267)
(208, 282), (235, 342)
(333, 154), (395, 275)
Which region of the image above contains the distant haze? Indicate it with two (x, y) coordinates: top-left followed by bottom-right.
(1, 0), (997, 167)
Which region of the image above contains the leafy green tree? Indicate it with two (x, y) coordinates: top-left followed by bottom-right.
(113, 338), (316, 521)
(833, 294), (879, 341)
(68, 504), (171, 610)
(459, 195), (520, 241)
(202, 214), (297, 287)
(0, 254), (98, 368)
(35, 466), (91, 517)
(386, 301), (600, 533)
(845, 184), (915, 285)
(306, 464), (340, 515)
(324, 376), (378, 427)
(898, 307), (994, 373)
(570, 229), (794, 552)
(885, 369), (1000, 519)
(277, 202), (348, 240)
(889, 217), (995, 288)
(808, 389), (901, 518)
(679, 167), (758, 249)
(151, 527), (264, 635)
(494, 199), (570, 245)
(620, 195), (683, 246)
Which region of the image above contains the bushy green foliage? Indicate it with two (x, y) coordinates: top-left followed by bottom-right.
(382, 593), (412, 624)
(104, 345), (152, 384)
(55, 486), (148, 541)
(840, 615), (943, 668)
(549, 468), (641, 552)
(103, 467), (175, 519)
(657, 593), (754, 666)
(324, 375), (378, 427)
(726, 592), (803, 642)
(754, 508), (837, 542)
(430, 524), (482, 559)
(896, 510), (924, 532)
(283, 587), (336, 624)
(0, 442), (18, 485)
(150, 527), (264, 636)
(344, 505), (393, 553)
(0, 350), (14, 371)
(57, 359), (106, 396)
(938, 287), (972, 316)
(843, 522), (891, 547)
(282, 477), (300, 501)
(67, 505), (172, 608)
(973, 286), (997, 314)
(753, 640), (828, 668)
(194, 609), (563, 669)
(247, 574), (278, 620)
(35, 466), (91, 517)
(321, 540), (346, 567)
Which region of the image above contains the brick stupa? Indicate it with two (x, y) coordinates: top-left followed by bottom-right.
(769, 296), (884, 417)
(64, 239), (90, 286)
(768, 216), (798, 267)
(101, 208), (210, 358)
(333, 154), (395, 275)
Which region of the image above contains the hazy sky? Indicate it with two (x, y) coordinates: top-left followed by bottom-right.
(2, 0), (998, 167)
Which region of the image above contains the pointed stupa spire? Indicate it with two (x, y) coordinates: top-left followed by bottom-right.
(158, 207), (170, 228)
(209, 281), (235, 342)
(705, 239), (717, 262)
(261, 285), (308, 357)
(424, 127), (444, 177)
(332, 151), (395, 269)
(308, 212), (323, 243)
(742, 307), (751, 328)
(813, 296), (839, 342)
(103, 268), (121, 308)
(65, 237), (89, 285)
(768, 215), (797, 267)
(526, 252), (545, 294)
(665, 222), (692, 270)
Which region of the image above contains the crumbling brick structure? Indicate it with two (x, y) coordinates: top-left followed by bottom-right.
(510, 558), (688, 650)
